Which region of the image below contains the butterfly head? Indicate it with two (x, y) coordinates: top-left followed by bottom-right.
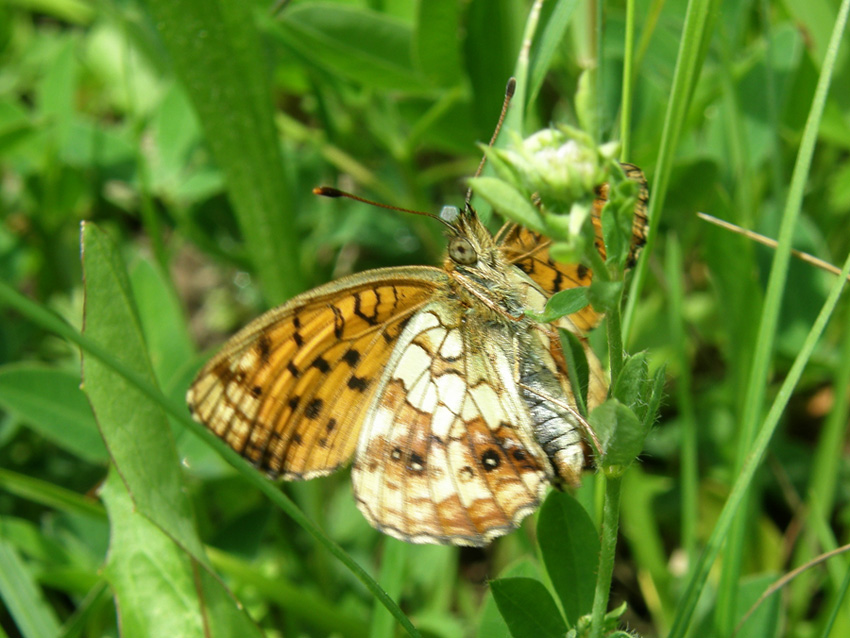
(438, 203), (526, 321)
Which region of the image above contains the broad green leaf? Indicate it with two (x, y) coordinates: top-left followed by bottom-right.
(101, 472), (261, 638)
(145, 0), (302, 304)
(478, 560), (542, 638)
(0, 364), (107, 463)
(610, 352), (648, 409)
(81, 223), (261, 637)
(537, 491), (598, 625)
(467, 176), (545, 234)
(0, 537), (62, 638)
(591, 399), (646, 474)
(735, 574), (782, 638)
(273, 4), (429, 92)
(129, 259), (195, 395)
(81, 222), (202, 558)
(528, 287), (590, 323)
(490, 577), (567, 638)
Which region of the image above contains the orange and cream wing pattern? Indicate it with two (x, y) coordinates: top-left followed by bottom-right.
(187, 266), (446, 479)
(351, 302), (552, 546)
(498, 163), (649, 332)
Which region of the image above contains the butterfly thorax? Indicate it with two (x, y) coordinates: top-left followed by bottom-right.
(442, 211), (526, 322)
(438, 210), (586, 488)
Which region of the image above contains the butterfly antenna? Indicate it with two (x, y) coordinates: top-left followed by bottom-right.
(464, 77), (517, 209)
(314, 186), (454, 229)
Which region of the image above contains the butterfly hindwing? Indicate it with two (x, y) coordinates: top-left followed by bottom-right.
(351, 302), (552, 546)
(187, 266), (446, 479)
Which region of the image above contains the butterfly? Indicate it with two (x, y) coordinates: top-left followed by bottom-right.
(187, 163), (648, 546)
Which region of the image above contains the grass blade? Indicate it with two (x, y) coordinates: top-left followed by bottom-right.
(144, 0), (303, 304)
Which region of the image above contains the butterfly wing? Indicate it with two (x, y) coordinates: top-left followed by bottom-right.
(351, 301), (553, 546)
(498, 163), (649, 332)
(187, 266), (446, 479)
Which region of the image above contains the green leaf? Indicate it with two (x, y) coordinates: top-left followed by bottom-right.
(611, 352), (648, 409)
(591, 399), (647, 476)
(588, 279), (623, 314)
(145, 0), (302, 304)
(414, 0), (462, 86)
(467, 176), (546, 234)
(527, 0), (580, 105)
(734, 574), (782, 638)
(129, 259), (195, 394)
(0, 364), (107, 464)
(274, 4), (428, 92)
(464, 0), (524, 138)
(81, 223), (261, 637)
(537, 491), (599, 625)
(0, 538), (62, 638)
(100, 472), (262, 638)
(81, 223), (202, 556)
(490, 577), (567, 638)
(478, 560), (543, 638)
(527, 287), (590, 323)
(558, 331), (591, 417)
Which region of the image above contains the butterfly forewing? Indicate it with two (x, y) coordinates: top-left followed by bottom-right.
(187, 266), (446, 479)
(351, 302), (552, 546)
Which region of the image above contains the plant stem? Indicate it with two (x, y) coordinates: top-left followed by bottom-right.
(589, 475), (622, 638)
(605, 285), (625, 386)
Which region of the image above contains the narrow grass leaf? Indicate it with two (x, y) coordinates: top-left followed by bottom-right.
(716, 0), (850, 630)
(490, 577), (567, 638)
(0, 364), (107, 464)
(537, 491), (598, 625)
(623, 0), (721, 337)
(370, 539), (409, 638)
(558, 331), (590, 416)
(668, 234), (850, 637)
(0, 469), (105, 521)
(527, 0), (579, 107)
(0, 538), (61, 638)
(144, 0), (301, 304)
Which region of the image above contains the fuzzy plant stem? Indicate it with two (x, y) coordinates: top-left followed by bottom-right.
(589, 475), (623, 638)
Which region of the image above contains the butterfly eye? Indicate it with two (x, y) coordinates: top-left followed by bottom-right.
(448, 237), (477, 265)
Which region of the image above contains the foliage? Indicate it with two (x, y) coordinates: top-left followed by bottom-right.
(2, 0), (850, 636)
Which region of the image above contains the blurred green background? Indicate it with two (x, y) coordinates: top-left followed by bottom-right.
(1, 0), (849, 636)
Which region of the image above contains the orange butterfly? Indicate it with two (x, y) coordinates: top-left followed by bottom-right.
(187, 157), (647, 546)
